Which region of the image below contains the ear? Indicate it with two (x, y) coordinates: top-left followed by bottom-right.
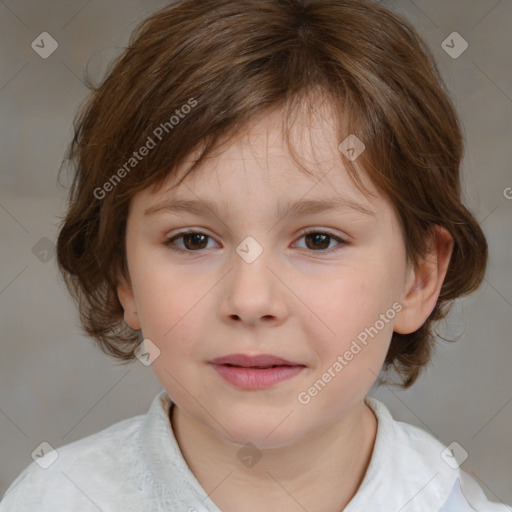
(116, 271), (141, 331)
(394, 225), (454, 334)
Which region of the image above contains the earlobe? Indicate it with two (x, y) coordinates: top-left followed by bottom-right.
(394, 226), (453, 335)
(116, 273), (141, 331)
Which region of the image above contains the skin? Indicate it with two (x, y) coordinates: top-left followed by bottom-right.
(117, 100), (453, 512)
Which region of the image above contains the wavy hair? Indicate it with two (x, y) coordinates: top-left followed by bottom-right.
(56, 0), (488, 388)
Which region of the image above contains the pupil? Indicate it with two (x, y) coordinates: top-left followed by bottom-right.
(185, 233), (207, 250)
(306, 233), (329, 250)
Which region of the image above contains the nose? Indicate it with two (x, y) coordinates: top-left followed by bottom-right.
(218, 246), (288, 327)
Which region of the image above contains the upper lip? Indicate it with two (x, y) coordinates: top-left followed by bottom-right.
(209, 354), (304, 368)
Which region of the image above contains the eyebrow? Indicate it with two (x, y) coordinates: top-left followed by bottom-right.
(143, 196), (375, 219)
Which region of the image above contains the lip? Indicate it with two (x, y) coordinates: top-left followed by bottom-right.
(209, 353), (306, 390)
(209, 353), (303, 367)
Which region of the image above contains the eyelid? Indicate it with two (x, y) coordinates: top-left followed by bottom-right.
(295, 227), (346, 240)
(293, 227), (347, 252)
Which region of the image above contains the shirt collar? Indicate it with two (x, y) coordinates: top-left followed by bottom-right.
(139, 390), (222, 511)
(343, 396), (459, 511)
(140, 390), (458, 511)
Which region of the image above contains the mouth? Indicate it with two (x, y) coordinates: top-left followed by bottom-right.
(209, 353), (306, 390)
(209, 353), (303, 368)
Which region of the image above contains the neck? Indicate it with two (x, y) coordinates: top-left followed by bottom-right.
(171, 400), (377, 512)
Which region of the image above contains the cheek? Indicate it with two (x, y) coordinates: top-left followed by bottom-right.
(130, 251), (211, 338)
(303, 278), (396, 413)
(305, 262), (400, 387)
(131, 258), (228, 366)
(141, 294), (209, 404)
(314, 264), (397, 336)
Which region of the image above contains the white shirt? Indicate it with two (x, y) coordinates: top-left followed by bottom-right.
(0, 390), (509, 511)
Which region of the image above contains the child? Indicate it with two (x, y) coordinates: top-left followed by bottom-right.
(1, 0), (508, 510)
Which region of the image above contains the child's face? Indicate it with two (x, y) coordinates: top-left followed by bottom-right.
(118, 104), (415, 448)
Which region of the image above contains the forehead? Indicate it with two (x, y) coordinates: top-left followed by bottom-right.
(141, 101), (378, 208)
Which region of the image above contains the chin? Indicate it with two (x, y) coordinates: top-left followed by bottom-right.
(210, 413), (305, 450)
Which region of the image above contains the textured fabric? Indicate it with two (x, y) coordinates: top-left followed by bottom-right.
(438, 477), (510, 512)
(1, 390), (509, 511)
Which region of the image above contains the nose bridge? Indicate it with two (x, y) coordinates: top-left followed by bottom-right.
(231, 234), (273, 296)
(220, 234), (286, 323)
(235, 234), (266, 266)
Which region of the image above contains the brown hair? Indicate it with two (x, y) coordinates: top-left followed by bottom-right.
(56, 0), (487, 388)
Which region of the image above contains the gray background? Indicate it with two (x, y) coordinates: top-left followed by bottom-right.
(0, 0), (511, 506)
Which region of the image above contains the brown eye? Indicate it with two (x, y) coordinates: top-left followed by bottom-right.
(164, 231), (216, 252)
(181, 233), (209, 250)
(304, 233), (331, 250)
(295, 231), (345, 252)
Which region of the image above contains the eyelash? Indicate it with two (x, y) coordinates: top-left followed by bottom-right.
(163, 228), (347, 254)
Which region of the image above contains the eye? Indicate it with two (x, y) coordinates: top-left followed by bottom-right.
(164, 229), (346, 254)
(293, 229), (346, 253)
(164, 230), (218, 252)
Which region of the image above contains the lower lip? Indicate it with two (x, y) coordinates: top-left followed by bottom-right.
(210, 364), (305, 390)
